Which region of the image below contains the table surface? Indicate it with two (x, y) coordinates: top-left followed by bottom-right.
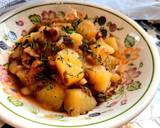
(0, 1), (160, 128)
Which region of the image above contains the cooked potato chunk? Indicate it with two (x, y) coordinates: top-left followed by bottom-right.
(105, 37), (119, 51)
(70, 33), (83, 48)
(86, 65), (112, 93)
(90, 38), (115, 61)
(64, 89), (97, 116)
(36, 84), (65, 110)
(55, 49), (84, 86)
(104, 55), (119, 69)
(8, 61), (19, 74)
(76, 20), (98, 40)
(16, 68), (27, 82)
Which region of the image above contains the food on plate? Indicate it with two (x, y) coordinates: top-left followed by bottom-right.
(8, 10), (131, 116)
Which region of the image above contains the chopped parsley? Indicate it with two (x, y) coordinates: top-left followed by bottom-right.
(46, 83), (54, 91)
(71, 19), (81, 29)
(57, 55), (64, 62)
(94, 42), (101, 48)
(76, 71), (83, 77)
(66, 63), (72, 68)
(52, 46), (61, 54)
(62, 26), (75, 34)
(96, 56), (102, 64)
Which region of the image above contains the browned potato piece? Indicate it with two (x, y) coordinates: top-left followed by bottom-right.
(36, 84), (65, 110)
(64, 89), (97, 116)
(104, 55), (119, 69)
(76, 20), (98, 40)
(16, 68), (27, 82)
(55, 49), (84, 86)
(105, 37), (119, 51)
(8, 61), (19, 74)
(70, 33), (83, 48)
(90, 38), (115, 57)
(86, 65), (112, 93)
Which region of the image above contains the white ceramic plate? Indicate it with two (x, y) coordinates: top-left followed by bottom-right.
(0, 1), (159, 128)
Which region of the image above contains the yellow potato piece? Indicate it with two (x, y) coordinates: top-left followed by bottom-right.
(36, 84), (65, 110)
(105, 37), (119, 51)
(64, 89), (97, 116)
(76, 20), (98, 40)
(16, 69), (27, 82)
(90, 38), (115, 61)
(104, 55), (119, 70)
(86, 65), (112, 93)
(70, 33), (83, 48)
(55, 49), (84, 86)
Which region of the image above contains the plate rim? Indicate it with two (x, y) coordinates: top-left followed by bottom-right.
(0, 1), (159, 128)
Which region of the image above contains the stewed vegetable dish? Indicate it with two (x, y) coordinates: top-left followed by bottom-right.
(8, 10), (123, 116)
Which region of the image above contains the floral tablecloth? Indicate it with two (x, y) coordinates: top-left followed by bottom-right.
(0, 1), (160, 128)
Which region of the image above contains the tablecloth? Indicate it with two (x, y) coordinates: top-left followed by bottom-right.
(0, 1), (160, 128)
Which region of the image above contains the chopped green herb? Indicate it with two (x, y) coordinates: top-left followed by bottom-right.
(90, 51), (97, 58)
(66, 63), (72, 68)
(67, 73), (74, 77)
(63, 35), (74, 45)
(44, 42), (52, 50)
(94, 42), (101, 48)
(57, 55), (64, 62)
(31, 41), (39, 49)
(62, 26), (75, 34)
(40, 54), (48, 66)
(76, 71), (83, 77)
(46, 84), (54, 91)
(52, 46), (61, 54)
(15, 42), (23, 47)
(96, 56), (102, 64)
(36, 73), (46, 80)
(72, 19), (81, 29)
